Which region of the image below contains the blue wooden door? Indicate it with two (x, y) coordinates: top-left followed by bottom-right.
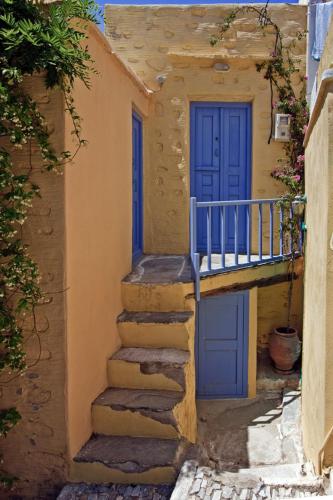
(197, 291), (249, 398)
(190, 102), (251, 253)
(132, 112), (143, 262)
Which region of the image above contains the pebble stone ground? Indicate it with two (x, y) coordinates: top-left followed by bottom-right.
(57, 483), (173, 500)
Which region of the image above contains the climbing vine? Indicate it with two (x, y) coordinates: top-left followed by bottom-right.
(0, 0), (98, 485)
(211, 3), (309, 328)
(211, 3), (308, 195)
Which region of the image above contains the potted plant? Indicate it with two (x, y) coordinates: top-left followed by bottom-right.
(269, 197), (303, 374)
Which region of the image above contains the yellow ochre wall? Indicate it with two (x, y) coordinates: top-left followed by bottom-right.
(105, 4), (307, 254)
(64, 24), (149, 458)
(0, 76), (68, 499)
(302, 20), (333, 469)
(0, 24), (149, 497)
(258, 278), (303, 349)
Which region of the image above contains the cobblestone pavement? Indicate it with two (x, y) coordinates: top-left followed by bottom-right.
(170, 461), (325, 500)
(57, 482), (173, 499)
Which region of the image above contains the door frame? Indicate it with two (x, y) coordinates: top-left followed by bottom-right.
(132, 110), (143, 263)
(189, 101), (252, 254)
(195, 290), (250, 399)
(189, 100), (252, 202)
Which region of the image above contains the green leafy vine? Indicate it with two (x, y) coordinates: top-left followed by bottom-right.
(0, 0), (99, 485)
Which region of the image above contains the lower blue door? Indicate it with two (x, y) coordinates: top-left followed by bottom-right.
(197, 291), (249, 398)
(132, 112), (143, 262)
(190, 102), (251, 253)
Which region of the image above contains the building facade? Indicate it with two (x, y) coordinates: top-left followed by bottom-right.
(5, 2), (333, 496)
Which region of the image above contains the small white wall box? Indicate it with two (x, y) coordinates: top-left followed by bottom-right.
(274, 113), (291, 141)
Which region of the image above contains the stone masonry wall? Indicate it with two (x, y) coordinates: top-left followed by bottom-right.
(105, 4), (307, 254)
(0, 75), (68, 498)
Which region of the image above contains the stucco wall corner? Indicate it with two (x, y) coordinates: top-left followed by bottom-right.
(302, 86), (333, 469)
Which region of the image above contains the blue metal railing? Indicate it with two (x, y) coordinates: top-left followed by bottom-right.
(190, 197), (305, 300)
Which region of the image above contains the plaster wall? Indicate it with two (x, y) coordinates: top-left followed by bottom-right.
(257, 278), (303, 349)
(64, 24), (149, 458)
(105, 4), (307, 255)
(303, 91), (333, 468)
(248, 287), (258, 398)
(0, 77), (68, 498)
(0, 24), (149, 497)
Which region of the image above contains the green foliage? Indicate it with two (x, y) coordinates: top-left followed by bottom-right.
(0, 408), (21, 437)
(0, 410), (20, 486)
(0, 0), (98, 485)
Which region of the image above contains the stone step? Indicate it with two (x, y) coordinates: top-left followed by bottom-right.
(72, 435), (187, 484)
(121, 255), (194, 312)
(121, 280), (194, 312)
(117, 311), (194, 349)
(236, 462), (322, 487)
(107, 347), (190, 392)
(92, 387), (184, 439)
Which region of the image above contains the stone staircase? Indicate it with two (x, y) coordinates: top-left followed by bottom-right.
(71, 256), (196, 485)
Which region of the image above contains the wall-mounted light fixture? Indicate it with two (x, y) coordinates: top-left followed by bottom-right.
(213, 62), (230, 72)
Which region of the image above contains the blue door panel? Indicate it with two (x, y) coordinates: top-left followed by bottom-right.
(193, 108), (220, 170)
(197, 291), (249, 398)
(196, 171), (220, 251)
(190, 103), (251, 254)
(132, 113), (143, 261)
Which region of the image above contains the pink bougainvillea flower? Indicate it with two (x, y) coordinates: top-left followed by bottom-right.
(292, 175), (301, 182)
(297, 154), (305, 163)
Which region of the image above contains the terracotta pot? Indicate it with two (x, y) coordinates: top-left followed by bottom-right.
(269, 327), (301, 374)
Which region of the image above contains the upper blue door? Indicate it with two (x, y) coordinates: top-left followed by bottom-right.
(132, 112), (143, 262)
(190, 102), (251, 253)
(197, 291), (249, 398)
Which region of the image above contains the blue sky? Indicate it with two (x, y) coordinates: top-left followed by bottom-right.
(96, 0), (236, 30)
(95, 0), (297, 30)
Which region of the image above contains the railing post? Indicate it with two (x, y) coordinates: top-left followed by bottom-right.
(258, 203), (263, 261)
(190, 197), (197, 262)
(234, 205), (239, 266)
(247, 204), (251, 263)
(220, 206), (226, 268)
(289, 203), (294, 255)
(190, 198), (200, 301)
(279, 206), (284, 256)
(298, 204), (303, 253)
(269, 202), (274, 258)
(207, 206), (212, 271)
(195, 252), (200, 301)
